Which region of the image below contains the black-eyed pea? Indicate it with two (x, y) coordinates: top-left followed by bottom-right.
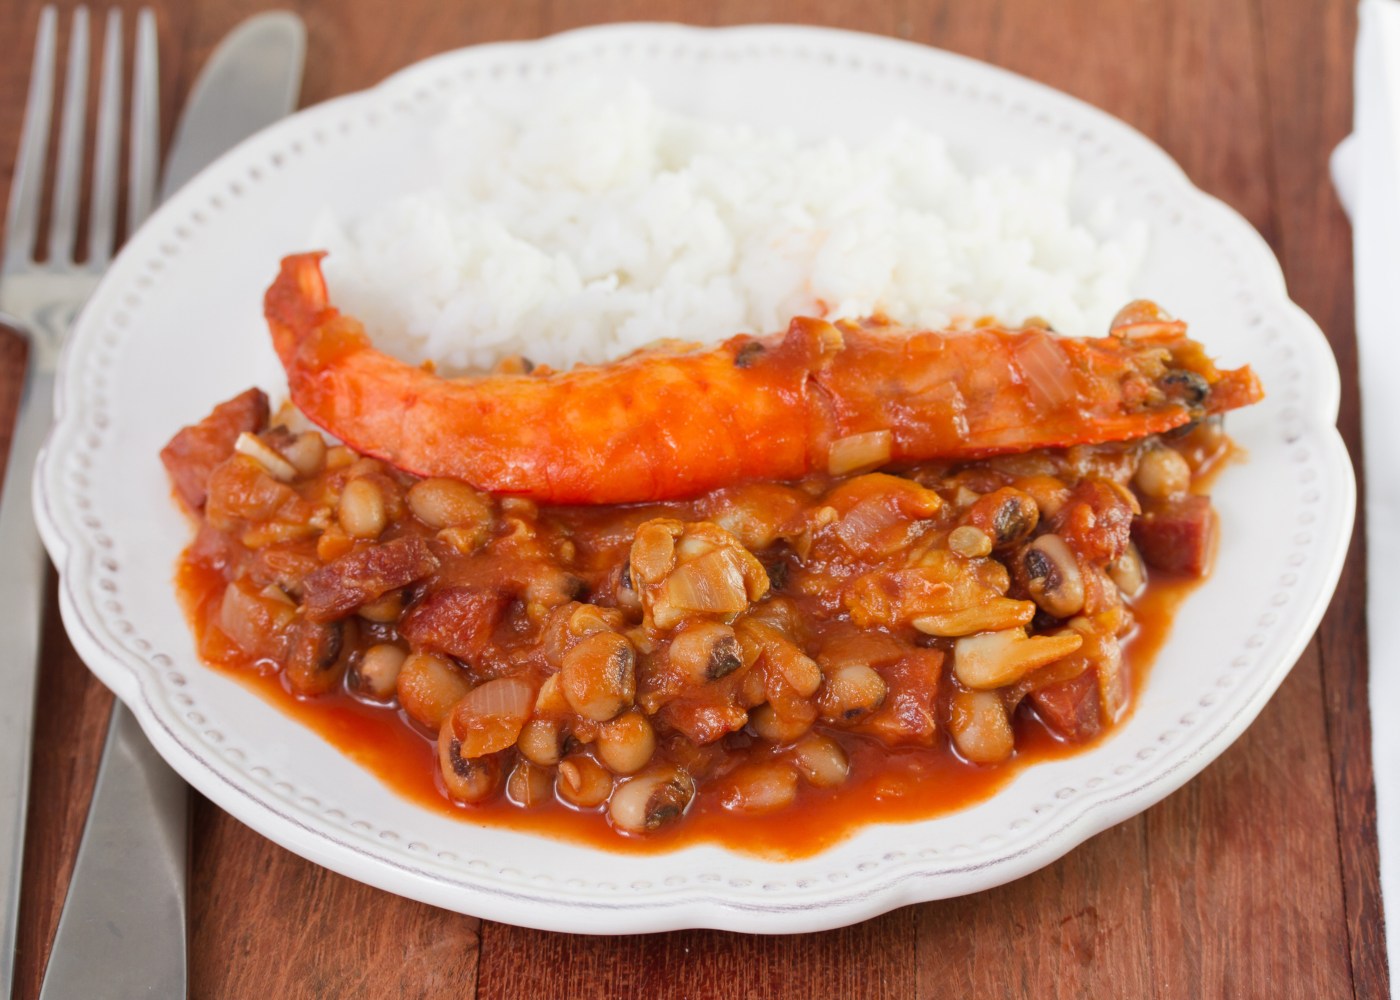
(285, 617), (357, 697)
(345, 457), (384, 479)
(349, 643), (406, 701)
(560, 631), (636, 722)
(436, 525), (489, 555)
(338, 477), (386, 539)
(1014, 476), (1071, 520)
(397, 651), (471, 731)
(1134, 446), (1192, 500)
(790, 733), (850, 788)
(739, 668), (768, 708)
(608, 767), (696, 834)
(1107, 542), (1147, 597)
(407, 478), (491, 530)
(963, 487), (1039, 549)
(556, 754), (613, 809)
(749, 703), (814, 744)
(281, 431), (327, 477)
(668, 621), (742, 684)
(506, 760), (553, 808)
(595, 709), (656, 774)
(817, 663), (887, 722)
(948, 688), (1014, 764)
(718, 761), (799, 814)
(437, 728), (503, 804)
(516, 718), (563, 767)
(1020, 534), (1086, 619)
(947, 525), (993, 559)
(357, 588), (404, 623)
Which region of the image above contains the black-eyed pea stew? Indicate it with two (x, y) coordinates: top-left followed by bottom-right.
(163, 389), (1228, 851)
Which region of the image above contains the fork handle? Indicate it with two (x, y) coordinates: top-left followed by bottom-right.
(38, 703), (187, 1000)
(0, 364), (53, 997)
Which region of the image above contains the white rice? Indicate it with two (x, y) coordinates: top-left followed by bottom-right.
(313, 81), (1147, 372)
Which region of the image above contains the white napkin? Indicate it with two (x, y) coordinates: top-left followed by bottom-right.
(1332, 0), (1400, 977)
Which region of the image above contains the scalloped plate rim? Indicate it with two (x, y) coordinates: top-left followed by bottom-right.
(31, 22), (1355, 934)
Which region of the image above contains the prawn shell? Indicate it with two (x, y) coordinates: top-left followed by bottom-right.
(266, 253), (1262, 505)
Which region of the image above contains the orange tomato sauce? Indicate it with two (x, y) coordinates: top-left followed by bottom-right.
(177, 557), (1197, 859)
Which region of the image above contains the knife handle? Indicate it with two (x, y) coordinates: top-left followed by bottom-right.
(0, 365), (52, 998)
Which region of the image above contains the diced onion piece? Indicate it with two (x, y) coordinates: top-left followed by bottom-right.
(1012, 332), (1075, 410)
(827, 430), (893, 476)
(816, 321), (845, 354)
(451, 677), (535, 758)
(1096, 638), (1129, 725)
(663, 550), (751, 615)
(218, 578), (296, 660)
(913, 598), (1036, 638)
(259, 583), (296, 607)
(234, 431), (297, 482)
(954, 628), (1083, 689)
(737, 619), (821, 697)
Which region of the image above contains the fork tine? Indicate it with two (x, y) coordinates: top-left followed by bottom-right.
(125, 8), (159, 233)
(87, 8), (123, 269)
(47, 7), (90, 266)
(2, 6), (57, 268)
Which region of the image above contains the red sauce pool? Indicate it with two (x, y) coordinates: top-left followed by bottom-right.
(177, 558), (1198, 859)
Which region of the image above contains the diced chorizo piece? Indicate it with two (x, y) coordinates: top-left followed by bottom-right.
(1027, 669), (1101, 742)
(188, 522), (242, 573)
(204, 455), (299, 529)
(302, 534), (439, 622)
(1132, 495), (1218, 576)
(400, 586), (510, 662)
(1052, 479), (1137, 564)
(160, 388), (269, 511)
(658, 698), (749, 746)
(252, 540), (323, 596)
(848, 650), (944, 747)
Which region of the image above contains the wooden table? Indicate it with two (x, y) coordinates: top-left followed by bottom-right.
(0, 0), (1386, 996)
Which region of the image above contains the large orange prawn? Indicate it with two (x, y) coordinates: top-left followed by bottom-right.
(266, 253), (1263, 505)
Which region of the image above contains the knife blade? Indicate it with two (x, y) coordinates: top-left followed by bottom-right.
(36, 14), (305, 999)
(160, 12), (305, 201)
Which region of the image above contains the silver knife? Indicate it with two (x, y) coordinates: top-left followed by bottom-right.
(37, 14), (304, 999)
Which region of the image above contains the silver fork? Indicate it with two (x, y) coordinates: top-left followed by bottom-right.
(0, 7), (160, 993)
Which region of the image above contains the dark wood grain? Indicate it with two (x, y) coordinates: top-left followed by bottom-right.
(1253, 2), (1390, 996)
(0, 1), (1384, 998)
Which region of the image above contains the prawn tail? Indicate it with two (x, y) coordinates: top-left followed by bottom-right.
(266, 252), (333, 369)
(1204, 365), (1264, 414)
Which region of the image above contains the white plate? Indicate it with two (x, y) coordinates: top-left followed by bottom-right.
(33, 23), (1354, 934)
